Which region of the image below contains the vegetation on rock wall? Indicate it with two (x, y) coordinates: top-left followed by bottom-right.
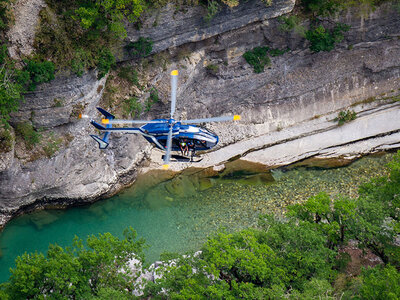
(301, 0), (397, 17)
(243, 46), (288, 73)
(0, 0), (13, 32)
(305, 23), (350, 52)
(335, 109), (357, 125)
(0, 47), (55, 126)
(1, 151), (399, 298)
(73, 0), (144, 39)
(34, 0), (130, 77)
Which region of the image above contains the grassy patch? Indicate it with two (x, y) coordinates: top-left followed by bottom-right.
(42, 136), (63, 158)
(153, 51), (170, 70)
(269, 47), (290, 57)
(15, 122), (41, 149)
(0, 127), (13, 152)
(391, 94), (400, 102)
(123, 97), (142, 118)
(144, 87), (160, 112)
(118, 66), (141, 87)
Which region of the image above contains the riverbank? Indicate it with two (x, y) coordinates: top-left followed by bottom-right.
(0, 151), (396, 283)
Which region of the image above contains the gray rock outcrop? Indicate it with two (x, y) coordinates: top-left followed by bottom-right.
(7, 0), (46, 59)
(125, 0), (295, 55)
(1, 0), (400, 228)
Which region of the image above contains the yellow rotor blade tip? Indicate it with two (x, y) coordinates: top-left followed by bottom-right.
(233, 115), (241, 121)
(101, 119), (110, 124)
(171, 70), (178, 76)
(162, 164), (170, 170)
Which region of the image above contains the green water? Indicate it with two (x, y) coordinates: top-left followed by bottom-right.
(0, 153), (395, 283)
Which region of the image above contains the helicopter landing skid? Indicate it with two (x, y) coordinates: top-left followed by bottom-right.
(162, 154), (203, 163)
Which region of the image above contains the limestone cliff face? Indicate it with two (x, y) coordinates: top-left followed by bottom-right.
(0, 0), (399, 227)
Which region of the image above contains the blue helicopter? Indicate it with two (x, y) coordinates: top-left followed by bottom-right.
(89, 70), (240, 168)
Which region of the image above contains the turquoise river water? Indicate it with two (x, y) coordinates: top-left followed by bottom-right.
(0, 153), (395, 282)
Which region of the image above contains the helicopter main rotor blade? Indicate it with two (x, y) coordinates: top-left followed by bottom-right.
(163, 125), (173, 169)
(101, 119), (167, 125)
(170, 70), (178, 119)
(182, 115), (241, 124)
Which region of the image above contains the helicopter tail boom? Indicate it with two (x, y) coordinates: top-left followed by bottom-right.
(97, 107), (115, 120)
(91, 120), (107, 131)
(90, 134), (110, 149)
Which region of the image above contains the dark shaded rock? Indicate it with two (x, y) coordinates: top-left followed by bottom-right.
(124, 0), (295, 57)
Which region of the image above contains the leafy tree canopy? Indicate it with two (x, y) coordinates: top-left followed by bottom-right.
(1, 227), (145, 299)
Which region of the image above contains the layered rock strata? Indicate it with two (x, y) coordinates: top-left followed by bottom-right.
(1, 1), (399, 227)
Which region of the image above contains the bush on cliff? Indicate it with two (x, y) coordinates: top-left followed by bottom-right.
(243, 46), (271, 73)
(305, 23), (350, 52)
(35, 0), (147, 77)
(73, 0), (144, 39)
(0, 46), (25, 125)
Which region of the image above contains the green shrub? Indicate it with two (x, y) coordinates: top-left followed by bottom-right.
(360, 265), (400, 299)
(126, 37), (153, 58)
(334, 110), (357, 125)
(23, 59), (55, 91)
(149, 87), (159, 103)
(144, 87), (159, 112)
(0, 54), (24, 124)
(204, 0), (220, 23)
(145, 99), (152, 112)
(243, 47), (271, 73)
(123, 97), (142, 118)
(96, 49), (115, 79)
(305, 23), (350, 52)
(206, 63), (219, 74)
(15, 122), (41, 149)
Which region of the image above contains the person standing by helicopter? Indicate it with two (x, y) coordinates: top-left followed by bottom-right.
(187, 140), (196, 160)
(179, 139), (188, 156)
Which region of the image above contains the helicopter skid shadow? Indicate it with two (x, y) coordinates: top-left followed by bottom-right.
(162, 154), (203, 163)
